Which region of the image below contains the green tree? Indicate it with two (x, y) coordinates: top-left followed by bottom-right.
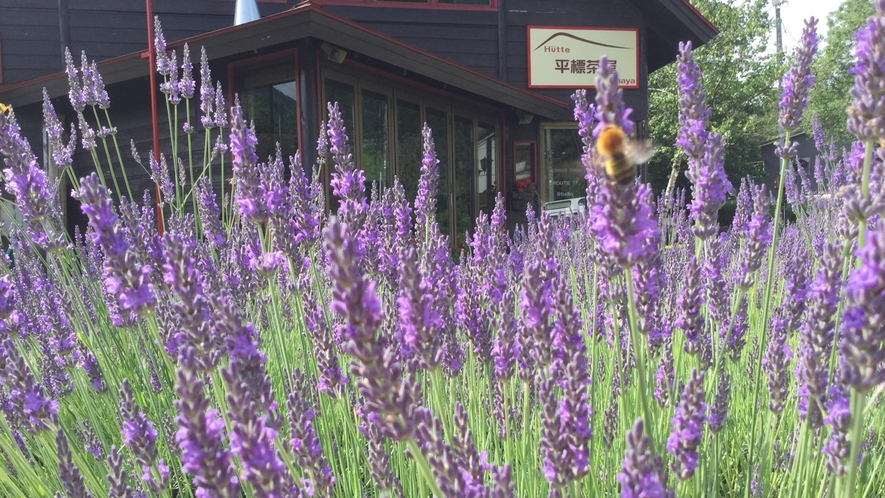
(647, 0), (781, 195)
(807, 0), (876, 146)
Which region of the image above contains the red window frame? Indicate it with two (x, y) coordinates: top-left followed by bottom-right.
(313, 0), (496, 11)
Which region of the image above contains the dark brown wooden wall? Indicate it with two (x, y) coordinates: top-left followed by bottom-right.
(0, 0), (294, 85)
(323, 0), (649, 121)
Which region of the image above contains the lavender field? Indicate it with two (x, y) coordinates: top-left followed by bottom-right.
(0, 7), (883, 498)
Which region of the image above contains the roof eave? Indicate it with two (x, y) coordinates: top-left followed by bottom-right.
(0, 4), (566, 120)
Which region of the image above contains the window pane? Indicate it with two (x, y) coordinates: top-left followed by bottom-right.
(233, 57), (298, 167)
(453, 116), (474, 248)
(543, 127), (585, 202)
(438, 0), (491, 4)
(477, 122), (496, 216)
(361, 89), (389, 193)
(425, 107), (449, 237)
(396, 99), (422, 200)
(324, 80), (356, 210)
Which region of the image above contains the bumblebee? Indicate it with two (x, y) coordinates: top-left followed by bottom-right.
(595, 124), (657, 185)
(0, 103), (9, 116)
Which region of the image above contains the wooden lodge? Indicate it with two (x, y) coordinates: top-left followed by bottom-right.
(0, 0), (716, 246)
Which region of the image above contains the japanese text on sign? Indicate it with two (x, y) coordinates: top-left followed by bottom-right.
(527, 27), (638, 89)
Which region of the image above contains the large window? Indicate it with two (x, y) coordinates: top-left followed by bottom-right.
(321, 68), (501, 248)
(541, 124), (585, 203)
(231, 55), (298, 163)
(315, 0), (495, 9)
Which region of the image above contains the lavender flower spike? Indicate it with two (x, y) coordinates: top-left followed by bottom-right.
(618, 419), (666, 498)
(779, 18), (818, 133)
(676, 41), (710, 161)
(847, 3), (885, 141)
(593, 56), (633, 136)
(676, 42), (732, 239)
(667, 369), (706, 480)
(414, 122), (440, 229)
(76, 173), (155, 315)
(839, 220), (885, 392)
(328, 102), (367, 225)
(229, 98), (269, 225)
(119, 379), (168, 492)
(57, 429), (93, 498)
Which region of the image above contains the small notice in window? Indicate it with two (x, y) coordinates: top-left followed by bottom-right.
(527, 27), (639, 89)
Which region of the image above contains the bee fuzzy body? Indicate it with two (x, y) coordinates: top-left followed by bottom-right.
(604, 151), (636, 185)
(595, 124), (657, 185)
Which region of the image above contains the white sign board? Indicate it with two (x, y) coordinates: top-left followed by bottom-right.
(527, 27), (639, 89)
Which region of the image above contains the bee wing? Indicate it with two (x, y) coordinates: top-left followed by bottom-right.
(623, 139), (658, 165)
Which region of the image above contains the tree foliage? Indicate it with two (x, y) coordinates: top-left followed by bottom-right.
(807, 0), (876, 146)
(647, 0), (781, 194)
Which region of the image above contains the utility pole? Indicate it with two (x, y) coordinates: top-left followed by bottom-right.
(774, 0), (785, 63)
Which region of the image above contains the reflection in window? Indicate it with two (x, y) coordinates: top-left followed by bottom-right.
(425, 108), (449, 236)
(234, 59), (298, 164)
(477, 122), (496, 216)
(454, 116), (474, 248)
(396, 100), (422, 200)
(361, 90), (389, 192)
(543, 127), (584, 202)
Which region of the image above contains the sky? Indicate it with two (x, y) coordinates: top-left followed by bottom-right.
(776, 0), (842, 50)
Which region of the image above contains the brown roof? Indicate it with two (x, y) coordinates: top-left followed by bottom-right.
(0, 4), (570, 119)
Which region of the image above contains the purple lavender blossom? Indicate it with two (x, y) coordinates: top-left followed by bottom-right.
(0, 105), (64, 251)
(325, 219), (421, 441)
(0, 338), (58, 433)
(287, 370), (335, 498)
(737, 183), (770, 290)
(356, 404), (405, 498)
(199, 47), (215, 128)
(163, 230), (219, 371)
(667, 369), (705, 480)
(327, 102), (367, 226)
(179, 43), (195, 99)
(196, 177), (227, 248)
(153, 17), (170, 76)
(42, 90), (75, 170)
(617, 419), (666, 498)
(593, 56), (633, 136)
(822, 386), (851, 475)
(174, 346), (241, 498)
(415, 123), (440, 229)
(301, 288), (347, 398)
(779, 18), (818, 133)
(847, 3), (885, 141)
(686, 132), (731, 240)
(797, 241), (841, 427)
(160, 49), (181, 104)
(397, 246), (444, 370)
(763, 316), (792, 414)
(707, 372), (730, 433)
(106, 447), (131, 498)
(76, 174), (155, 315)
(57, 429), (93, 498)
(839, 220), (885, 392)
(676, 42), (732, 239)
(676, 41), (710, 161)
(212, 292), (294, 497)
(229, 99), (269, 225)
(119, 379), (168, 493)
(65, 48), (86, 112)
(676, 255), (704, 355)
(591, 182), (661, 267)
